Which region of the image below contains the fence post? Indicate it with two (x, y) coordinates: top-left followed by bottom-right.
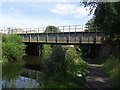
(75, 25), (77, 43)
(68, 26), (70, 43)
(37, 28), (39, 42)
(63, 26), (64, 42)
(29, 28), (31, 42)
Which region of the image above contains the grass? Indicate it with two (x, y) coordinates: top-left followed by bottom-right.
(102, 56), (120, 88)
(41, 72), (85, 88)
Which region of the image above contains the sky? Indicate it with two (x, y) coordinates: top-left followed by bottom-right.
(0, 0), (94, 29)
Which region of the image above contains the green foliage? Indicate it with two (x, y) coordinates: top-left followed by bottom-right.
(2, 34), (25, 80)
(2, 34), (25, 62)
(66, 47), (88, 76)
(50, 45), (66, 73)
(40, 45), (88, 88)
(82, 1), (120, 39)
(94, 3), (120, 39)
(2, 34), (7, 42)
(41, 45), (66, 76)
(3, 34), (23, 44)
(44, 26), (60, 33)
(102, 56), (120, 88)
(42, 73), (85, 88)
(42, 45), (52, 59)
(2, 60), (24, 80)
(85, 17), (101, 32)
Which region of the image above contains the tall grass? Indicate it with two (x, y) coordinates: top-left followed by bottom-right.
(102, 56), (120, 88)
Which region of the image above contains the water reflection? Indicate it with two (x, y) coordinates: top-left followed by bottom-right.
(2, 55), (41, 88)
(23, 55), (42, 65)
(2, 61), (24, 80)
(22, 55), (42, 71)
(2, 76), (39, 88)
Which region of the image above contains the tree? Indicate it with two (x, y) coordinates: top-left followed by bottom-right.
(44, 26), (60, 33)
(2, 34), (25, 62)
(41, 46), (88, 88)
(85, 17), (99, 31)
(2, 34), (25, 80)
(81, 1), (120, 39)
(81, 2), (120, 88)
(49, 45), (66, 74)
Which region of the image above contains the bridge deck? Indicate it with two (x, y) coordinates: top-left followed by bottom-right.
(1, 25), (105, 44)
(19, 32), (104, 44)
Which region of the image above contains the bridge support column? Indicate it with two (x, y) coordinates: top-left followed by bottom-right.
(25, 43), (43, 56)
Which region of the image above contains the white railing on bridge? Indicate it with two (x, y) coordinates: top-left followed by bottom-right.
(0, 25), (85, 34)
(0, 25), (105, 44)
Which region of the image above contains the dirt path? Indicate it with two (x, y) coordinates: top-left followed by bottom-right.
(85, 59), (112, 89)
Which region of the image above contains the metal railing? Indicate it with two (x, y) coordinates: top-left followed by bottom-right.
(0, 25), (84, 34)
(0, 25), (105, 44)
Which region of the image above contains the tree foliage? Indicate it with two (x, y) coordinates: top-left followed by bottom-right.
(2, 34), (25, 62)
(49, 45), (66, 74)
(81, 1), (120, 88)
(94, 3), (120, 39)
(40, 45), (88, 88)
(85, 17), (97, 31)
(44, 26), (60, 33)
(2, 34), (25, 80)
(66, 47), (88, 76)
(42, 45), (52, 59)
(81, 1), (120, 39)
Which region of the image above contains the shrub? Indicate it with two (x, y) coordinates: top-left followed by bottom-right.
(2, 34), (25, 79)
(66, 47), (88, 76)
(49, 45), (66, 74)
(102, 56), (120, 88)
(2, 34), (25, 62)
(40, 46), (88, 88)
(42, 45), (52, 59)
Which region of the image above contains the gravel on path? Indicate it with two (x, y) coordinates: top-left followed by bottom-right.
(85, 59), (113, 90)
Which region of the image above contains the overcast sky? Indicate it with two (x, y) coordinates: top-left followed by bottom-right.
(0, 1), (94, 29)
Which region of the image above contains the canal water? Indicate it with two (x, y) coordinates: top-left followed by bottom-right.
(2, 55), (42, 89)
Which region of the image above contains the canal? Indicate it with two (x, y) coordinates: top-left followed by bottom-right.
(2, 55), (43, 88)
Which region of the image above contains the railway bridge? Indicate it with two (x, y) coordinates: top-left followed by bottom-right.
(1, 25), (106, 55)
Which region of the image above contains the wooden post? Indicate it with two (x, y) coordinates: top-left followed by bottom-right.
(37, 28), (39, 42)
(46, 28), (48, 42)
(75, 25), (76, 43)
(29, 28), (31, 42)
(56, 26), (59, 43)
(68, 26), (70, 43)
(63, 26), (64, 42)
(96, 29), (97, 44)
(88, 28), (90, 43)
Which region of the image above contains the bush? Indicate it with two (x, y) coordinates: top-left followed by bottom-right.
(42, 45), (52, 59)
(40, 46), (88, 88)
(49, 45), (66, 74)
(41, 45), (66, 77)
(2, 34), (25, 80)
(102, 56), (120, 88)
(66, 47), (88, 76)
(2, 34), (25, 62)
